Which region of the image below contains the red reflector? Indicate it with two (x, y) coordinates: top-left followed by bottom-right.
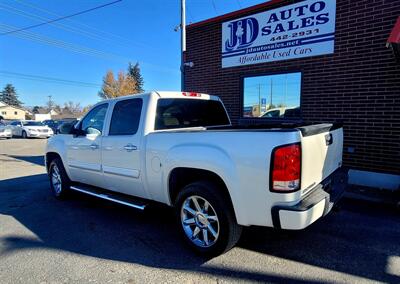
(182, 92), (201, 97)
(271, 144), (301, 192)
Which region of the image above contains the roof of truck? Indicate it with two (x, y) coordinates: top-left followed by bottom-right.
(105, 91), (220, 102)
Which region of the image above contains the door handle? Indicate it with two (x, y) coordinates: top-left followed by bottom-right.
(123, 144), (137, 152)
(90, 143), (99, 150)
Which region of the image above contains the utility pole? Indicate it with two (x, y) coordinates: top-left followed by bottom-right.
(284, 74), (287, 107)
(48, 95), (53, 111)
(270, 78), (273, 107)
(258, 84), (261, 115)
(181, 0), (186, 91)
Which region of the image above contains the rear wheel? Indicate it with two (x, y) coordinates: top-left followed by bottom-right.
(175, 181), (242, 256)
(49, 157), (70, 199)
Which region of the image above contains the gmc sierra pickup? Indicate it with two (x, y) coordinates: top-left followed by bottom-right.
(45, 91), (347, 255)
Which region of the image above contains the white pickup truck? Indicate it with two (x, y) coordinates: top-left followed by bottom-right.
(46, 91), (347, 255)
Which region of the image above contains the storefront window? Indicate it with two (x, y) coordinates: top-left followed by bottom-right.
(243, 72), (301, 119)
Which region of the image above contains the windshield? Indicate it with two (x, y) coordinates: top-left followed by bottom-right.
(23, 121), (44, 126)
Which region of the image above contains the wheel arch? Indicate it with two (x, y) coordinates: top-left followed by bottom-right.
(168, 167), (241, 224)
(45, 152), (71, 181)
(45, 152), (62, 172)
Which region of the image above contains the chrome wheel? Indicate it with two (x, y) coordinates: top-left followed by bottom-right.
(180, 195), (220, 248)
(51, 165), (62, 195)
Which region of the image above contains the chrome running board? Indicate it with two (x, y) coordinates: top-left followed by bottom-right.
(70, 185), (147, 210)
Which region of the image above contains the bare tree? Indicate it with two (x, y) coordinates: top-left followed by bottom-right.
(63, 101), (82, 114)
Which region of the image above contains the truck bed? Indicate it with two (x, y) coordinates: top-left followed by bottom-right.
(171, 122), (343, 137)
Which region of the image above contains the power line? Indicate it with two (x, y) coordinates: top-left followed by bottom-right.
(186, 4), (195, 23)
(0, 0), (122, 35)
(0, 23), (132, 62)
(0, 2), (155, 51)
(1, 1), (180, 74)
(0, 71), (102, 88)
(210, 0), (218, 15)
(11, 0), (157, 50)
(0, 24), (179, 74)
(0, 3), (115, 43)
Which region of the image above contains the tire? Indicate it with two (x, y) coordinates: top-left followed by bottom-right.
(21, 131), (27, 139)
(48, 157), (71, 199)
(175, 181), (242, 256)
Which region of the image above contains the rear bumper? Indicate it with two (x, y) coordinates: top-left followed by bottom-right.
(272, 168), (347, 230)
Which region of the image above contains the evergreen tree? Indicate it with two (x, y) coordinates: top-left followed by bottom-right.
(0, 84), (23, 107)
(32, 106), (40, 114)
(127, 62), (144, 93)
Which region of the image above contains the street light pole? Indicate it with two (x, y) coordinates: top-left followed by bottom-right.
(181, 0), (186, 91)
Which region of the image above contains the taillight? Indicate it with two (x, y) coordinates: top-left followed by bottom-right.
(271, 143), (301, 192)
(182, 92), (201, 97)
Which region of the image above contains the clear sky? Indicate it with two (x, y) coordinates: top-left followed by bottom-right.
(0, 0), (269, 107)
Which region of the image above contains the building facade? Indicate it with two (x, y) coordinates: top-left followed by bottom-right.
(0, 103), (27, 120)
(184, 0), (400, 190)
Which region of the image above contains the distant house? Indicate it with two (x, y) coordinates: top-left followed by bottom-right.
(52, 109), (80, 120)
(0, 102), (29, 120)
(33, 108), (59, 121)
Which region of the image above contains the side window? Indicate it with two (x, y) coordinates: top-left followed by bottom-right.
(109, 99), (142, 135)
(80, 104), (108, 135)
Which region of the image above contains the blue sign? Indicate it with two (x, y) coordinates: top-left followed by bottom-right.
(261, 98), (267, 105)
(222, 0), (336, 68)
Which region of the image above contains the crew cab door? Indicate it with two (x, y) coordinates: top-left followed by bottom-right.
(66, 103), (108, 188)
(101, 98), (147, 198)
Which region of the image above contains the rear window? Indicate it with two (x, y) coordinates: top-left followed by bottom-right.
(155, 99), (230, 130)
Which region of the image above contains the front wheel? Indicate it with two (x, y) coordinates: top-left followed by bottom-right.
(175, 181), (242, 256)
(21, 131), (27, 138)
(49, 158), (71, 199)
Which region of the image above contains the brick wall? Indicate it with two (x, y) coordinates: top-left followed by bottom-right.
(185, 0), (400, 175)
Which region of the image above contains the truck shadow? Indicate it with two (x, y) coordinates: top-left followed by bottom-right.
(4, 155), (45, 166)
(0, 174), (399, 283)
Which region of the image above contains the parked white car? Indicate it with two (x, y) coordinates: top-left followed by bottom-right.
(10, 120), (54, 138)
(45, 91), (347, 255)
(0, 124), (12, 139)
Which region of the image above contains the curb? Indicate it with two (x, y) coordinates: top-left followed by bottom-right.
(343, 185), (400, 208)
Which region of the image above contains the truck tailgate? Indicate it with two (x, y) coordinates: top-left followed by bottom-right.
(298, 124), (343, 194)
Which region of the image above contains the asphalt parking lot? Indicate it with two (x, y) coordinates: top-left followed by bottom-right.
(0, 138), (399, 283)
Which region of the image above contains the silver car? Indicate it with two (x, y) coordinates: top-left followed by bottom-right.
(0, 124), (12, 139)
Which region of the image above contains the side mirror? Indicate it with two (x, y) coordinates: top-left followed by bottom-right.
(59, 123), (76, 135)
